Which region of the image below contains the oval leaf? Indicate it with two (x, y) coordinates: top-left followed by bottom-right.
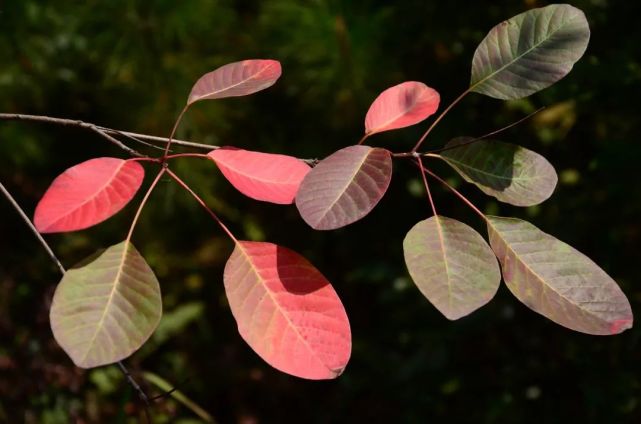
(188, 59), (282, 105)
(487, 216), (633, 335)
(224, 241), (351, 380)
(470, 4), (590, 100)
(50, 241), (162, 368)
(208, 148), (311, 204)
(296, 145), (392, 230)
(404, 216), (501, 320)
(440, 137), (557, 206)
(364, 81), (440, 135)
(34, 158), (144, 233)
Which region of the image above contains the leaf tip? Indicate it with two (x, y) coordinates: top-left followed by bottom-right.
(609, 318), (633, 335)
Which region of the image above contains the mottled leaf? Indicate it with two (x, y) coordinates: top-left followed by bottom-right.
(224, 241), (351, 380)
(470, 4), (590, 99)
(365, 81), (440, 135)
(34, 158), (144, 233)
(50, 241), (162, 368)
(296, 145), (392, 230)
(188, 60), (281, 104)
(404, 216), (500, 320)
(440, 137), (557, 206)
(208, 148), (310, 204)
(487, 216), (633, 335)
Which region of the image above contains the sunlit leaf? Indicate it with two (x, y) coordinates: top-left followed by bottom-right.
(296, 145), (392, 230)
(364, 81), (440, 135)
(208, 148), (310, 204)
(487, 216), (633, 335)
(50, 241), (162, 368)
(224, 241), (351, 380)
(440, 138), (557, 206)
(404, 216), (500, 320)
(34, 158), (144, 233)
(188, 59), (282, 105)
(470, 4), (590, 100)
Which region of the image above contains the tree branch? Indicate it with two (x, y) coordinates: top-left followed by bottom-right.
(0, 113), (324, 165)
(0, 113), (219, 155)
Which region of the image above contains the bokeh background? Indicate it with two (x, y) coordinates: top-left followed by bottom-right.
(1, 0), (640, 422)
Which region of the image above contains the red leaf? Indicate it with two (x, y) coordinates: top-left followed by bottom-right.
(296, 145), (392, 230)
(34, 158), (144, 233)
(188, 60), (282, 105)
(364, 81), (440, 135)
(224, 241), (352, 380)
(208, 148), (311, 204)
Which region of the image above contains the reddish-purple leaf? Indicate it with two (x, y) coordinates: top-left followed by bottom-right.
(188, 59), (282, 105)
(224, 241), (351, 380)
(34, 158), (144, 233)
(296, 145), (392, 230)
(487, 216), (633, 335)
(364, 81), (440, 135)
(208, 148), (311, 204)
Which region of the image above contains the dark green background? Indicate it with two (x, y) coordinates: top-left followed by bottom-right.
(1, 1), (640, 423)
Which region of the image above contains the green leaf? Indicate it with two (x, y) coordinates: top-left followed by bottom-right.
(403, 216), (501, 320)
(440, 138), (557, 206)
(50, 241), (162, 368)
(487, 216), (633, 335)
(470, 4), (590, 100)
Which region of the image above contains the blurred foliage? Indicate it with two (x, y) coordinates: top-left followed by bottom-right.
(1, 0), (640, 423)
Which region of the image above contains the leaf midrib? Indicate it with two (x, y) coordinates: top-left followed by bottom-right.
(78, 242), (130, 365)
(313, 148), (373, 226)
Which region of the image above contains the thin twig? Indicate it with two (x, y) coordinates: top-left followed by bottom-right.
(0, 112), (220, 154)
(0, 180), (156, 422)
(96, 127), (221, 151)
(0, 112), (322, 164)
(0, 182), (65, 274)
(412, 87), (472, 152)
(0, 113), (146, 157)
(427, 106), (546, 154)
(118, 362), (152, 423)
(416, 157), (437, 217)
(421, 167), (487, 220)
(163, 106), (189, 157)
(166, 168), (238, 243)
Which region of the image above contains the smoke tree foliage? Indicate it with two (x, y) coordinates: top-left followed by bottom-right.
(19, 4), (633, 381)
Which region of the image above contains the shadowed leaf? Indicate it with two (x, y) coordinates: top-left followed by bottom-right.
(34, 158), (144, 233)
(487, 216), (633, 335)
(365, 81), (440, 135)
(404, 216), (500, 320)
(208, 148), (310, 204)
(50, 241), (162, 368)
(224, 241), (351, 380)
(296, 145), (392, 230)
(440, 137), (557, 206)
(471, 4), (590, 100)
(188, 59), (281, 105)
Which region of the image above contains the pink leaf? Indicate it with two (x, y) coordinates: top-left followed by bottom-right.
(364, 81), (440, 135)
(188, 59), (282, 105)
(34, 158), (144, 233)
(208, 148), (311, 204)
(224, 241), (352, 380)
